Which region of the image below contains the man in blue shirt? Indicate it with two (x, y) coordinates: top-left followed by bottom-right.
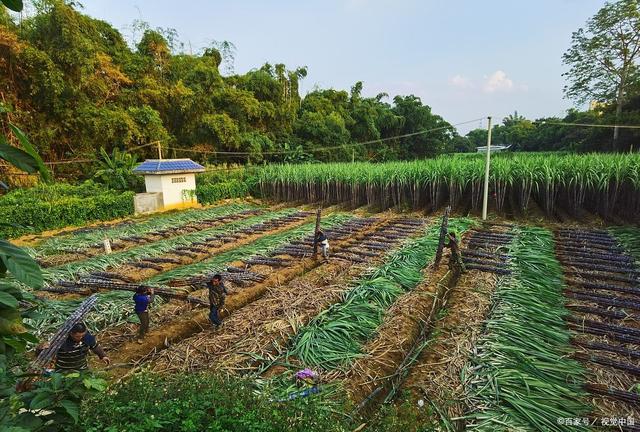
(133, 286), (155, 343)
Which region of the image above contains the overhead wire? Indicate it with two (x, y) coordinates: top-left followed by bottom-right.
(167, 117), (484, 156)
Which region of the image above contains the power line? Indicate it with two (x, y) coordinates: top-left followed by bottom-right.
(542, 121), (640, 129)
(170, 117), (485, 156)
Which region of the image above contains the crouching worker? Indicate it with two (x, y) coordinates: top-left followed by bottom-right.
(133, 285), (155, 343)
(207, 274), (228, 329)
(445, 230), (465, 274)
(315, 230), (330, 260)
(38, 323), (110, 372)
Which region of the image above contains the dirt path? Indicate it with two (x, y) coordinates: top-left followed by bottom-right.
(384, 225), (514, 429)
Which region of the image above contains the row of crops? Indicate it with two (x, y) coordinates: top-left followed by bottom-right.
(465, 227), (590, 431)
(18, 197), (640, 431)
(258, 153), (640, 220)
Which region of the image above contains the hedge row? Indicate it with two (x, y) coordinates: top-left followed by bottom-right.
(0, 191), (134, 238)
(195, 179), (253, 205)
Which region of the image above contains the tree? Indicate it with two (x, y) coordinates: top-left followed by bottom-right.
(563, 0), (640, 150)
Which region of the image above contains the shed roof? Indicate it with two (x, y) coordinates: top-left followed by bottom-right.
(133, 159), (205, 175)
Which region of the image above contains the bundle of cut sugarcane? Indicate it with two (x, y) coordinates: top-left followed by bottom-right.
(68, 278), (190, 299)
(89, 271), (135, 283)
(142, 257), (181, 264)
(222, 270), (265, 282)
(31, 294), (99, 371)
(131, 262), (164, 270)
(42, 285), (92, 295)
(244, 257), (291, 267)
(173, 250), (197, 258)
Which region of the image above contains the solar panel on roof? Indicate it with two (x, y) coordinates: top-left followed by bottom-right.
(133, 159), (204, 173)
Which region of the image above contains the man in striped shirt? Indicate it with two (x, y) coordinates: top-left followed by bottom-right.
(54, 323), (110, 371)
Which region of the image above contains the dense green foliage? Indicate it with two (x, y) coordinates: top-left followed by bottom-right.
(76, 372), (354, 432)
(0, 0), (463, 180)
(466, 227), (590, 431)
(259, 153), (640, 220)
(0, 181), (134, 238)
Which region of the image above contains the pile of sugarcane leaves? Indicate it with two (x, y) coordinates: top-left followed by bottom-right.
(288, 218), (475, 371)
(28, 203), (256, 257)
(609, 226), (640, 262)
(464, 226), (591, 432)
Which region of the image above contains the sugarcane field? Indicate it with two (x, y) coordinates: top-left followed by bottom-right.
(1, 1), (640, 431)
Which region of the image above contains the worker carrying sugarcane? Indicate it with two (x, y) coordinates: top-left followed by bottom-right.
(315, 230), (330, 260)
(133, 285), (155, 344)
(37, 323), (110, 372)
(445, 230), (465, 273)
(207, 274), (228, 329)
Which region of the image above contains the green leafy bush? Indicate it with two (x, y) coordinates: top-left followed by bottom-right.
(195, 180), (250, 204)
(0, 182), (134, 237)
(78, 372), (354, 432)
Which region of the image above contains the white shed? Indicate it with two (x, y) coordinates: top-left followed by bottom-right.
(132, 159), (205, 214)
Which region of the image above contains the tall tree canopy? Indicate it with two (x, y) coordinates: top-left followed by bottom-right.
(563, 0), (640, 149)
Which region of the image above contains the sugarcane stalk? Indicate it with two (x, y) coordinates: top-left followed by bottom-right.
(31, 294), (99, 371)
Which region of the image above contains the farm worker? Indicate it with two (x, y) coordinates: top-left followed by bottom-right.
(133, 285), (155, 344)
(207, 274), (228, 329)
(315, 230), (330, 260)
(445, 230), (465, 273)
(38, 323), (110, 372)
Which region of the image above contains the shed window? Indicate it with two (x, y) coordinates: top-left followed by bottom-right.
(172, 177), (187, 183)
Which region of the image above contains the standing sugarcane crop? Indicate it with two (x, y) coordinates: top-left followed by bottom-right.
(207, 274), (228, 329)
(133, 286), (155, 344)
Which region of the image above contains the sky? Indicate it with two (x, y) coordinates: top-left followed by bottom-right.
(76, 0), (607, 134)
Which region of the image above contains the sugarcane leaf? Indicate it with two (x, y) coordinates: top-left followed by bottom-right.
(0, 240), (43, 288)
(8, 124), (53, 183)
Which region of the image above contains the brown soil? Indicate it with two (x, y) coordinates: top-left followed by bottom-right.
(344, 260), (454, 404)
(106, 212), (315, 282)
(398, 270), (497, 425)
(94, 214), (399, 375)
(146, 217), (430, 375)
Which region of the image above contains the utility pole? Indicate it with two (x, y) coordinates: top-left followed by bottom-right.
(352, 149), (355, 163)
(481, 116), (492, 220)
(157, 141), (163, 160)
